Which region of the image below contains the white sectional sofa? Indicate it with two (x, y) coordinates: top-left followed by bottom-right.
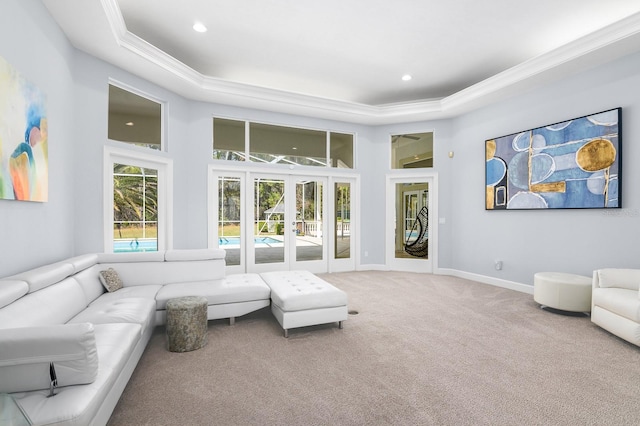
(591, 268), (640, 347)
(0, 249), (270, 426)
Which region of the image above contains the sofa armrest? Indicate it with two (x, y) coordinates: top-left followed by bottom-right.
(593, 269), (640, 291)
(0, 323), (99, 393)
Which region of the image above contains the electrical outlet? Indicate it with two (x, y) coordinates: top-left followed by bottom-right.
(495, 260), (503, 271)
(364, 251), (369, 257)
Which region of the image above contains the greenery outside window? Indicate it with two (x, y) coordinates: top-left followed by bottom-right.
(113, 164), (158, 252)
(104, 146), (173, 254)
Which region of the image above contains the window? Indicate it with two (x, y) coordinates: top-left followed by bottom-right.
(218, 176), (242, 266)
(213, 118), (245, 161)
(108, 84), (163, 150)
(391, 132), (433, 169)
(212, 118), (354, 168)
(113, 164), (158, 252)
(334, 182), (351, 259)
(104, 146), (173, 253)
(330, 132), (354, 168)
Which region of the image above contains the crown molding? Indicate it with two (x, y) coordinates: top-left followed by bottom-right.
(101, 0), (640, 125)
(442, 12), (640, 114)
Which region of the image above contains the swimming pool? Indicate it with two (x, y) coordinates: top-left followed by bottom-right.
(114, 239), (157, 252)
(219, 236), (281, 246)
(112, 236), (281, 253)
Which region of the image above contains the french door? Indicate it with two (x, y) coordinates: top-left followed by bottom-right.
(212, 170), (339, 274)
(250, 174), (327, 273)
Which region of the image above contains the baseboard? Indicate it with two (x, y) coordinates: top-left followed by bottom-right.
(356, 263), (389, 271)
(437, 268), (533, 295)
(349, 265), (533, 294)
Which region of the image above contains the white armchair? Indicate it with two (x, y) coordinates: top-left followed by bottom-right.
(591, 269), (640, 346)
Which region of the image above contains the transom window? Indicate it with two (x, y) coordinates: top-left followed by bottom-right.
(213, 118), (354, 168)
(108, 83), (164, 150)
(391, 132), (433, 169)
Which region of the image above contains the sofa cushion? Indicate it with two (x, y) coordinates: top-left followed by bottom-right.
(0, 323), (98, 393)
(98, 251), (166, 264)
(68, 253), (99, 273)
(69, 298), (156, 332)
(8, 261), (75, 293)
(73, 265), (106, 306)
(165, 248), (226, 261)
(596, 269), (640, 291)
(98, 259), (226, 287)
(0, 279), (29, 308)
(99, 268), (123, 292)
(593, 288), (640, 322)
(11, 323), (142, 426)
(155, 274), (270, 310)
(0, 277), (87, 329)
(89, 284), (162, 304)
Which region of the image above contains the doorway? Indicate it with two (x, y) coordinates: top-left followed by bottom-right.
(211, 169), (358, 274)
(250, 174), (327, 273)
(386, 174), (437, 272)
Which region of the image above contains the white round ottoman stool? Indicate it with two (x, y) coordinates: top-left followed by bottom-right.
(534, 272), (592, 313)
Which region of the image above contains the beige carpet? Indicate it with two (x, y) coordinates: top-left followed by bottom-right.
(107, 271), (640, 425)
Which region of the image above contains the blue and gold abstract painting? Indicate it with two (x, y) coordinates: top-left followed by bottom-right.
(0, 55), (48, 202)
(486, 108), (621, 210)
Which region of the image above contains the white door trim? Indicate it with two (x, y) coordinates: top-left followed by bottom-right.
(385, 171), (438, 273)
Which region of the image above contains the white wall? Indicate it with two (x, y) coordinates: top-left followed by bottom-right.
(0, 0), (76, 276)
(449, 51), (640, 286)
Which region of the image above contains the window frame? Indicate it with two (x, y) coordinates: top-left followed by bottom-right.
(103, 145), (173, 253)
(213, 116), (355, 169)
(108, 79), (167, 151)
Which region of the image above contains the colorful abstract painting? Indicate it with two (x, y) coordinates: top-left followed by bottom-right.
(0, 55), (48, 202)
(486, 108), (621, 210)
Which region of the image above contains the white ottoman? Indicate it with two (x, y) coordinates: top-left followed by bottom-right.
(260, 270), (348, 337)
(534, 272), (592, 313)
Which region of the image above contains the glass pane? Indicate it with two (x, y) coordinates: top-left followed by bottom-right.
(108, 85), (162, 150)
(296, 180), (323, 262)
(218, 177), (242, 266)
(250, 123), (327, 166)
(113, 163), (158, 252)
(254, 178), (285, 264)
(213, 118), (246, 161)
(391, 132), (434, 169)
(395, 183), (429, 259)
(330, 132), (354, 168)
(335, 182), (351, 259)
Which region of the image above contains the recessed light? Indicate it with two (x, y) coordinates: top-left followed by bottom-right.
(292, 147), (297, 150)
(125, 121), (134, 126)
(402, 74), (412, 81)
(193, 22), (207, 33)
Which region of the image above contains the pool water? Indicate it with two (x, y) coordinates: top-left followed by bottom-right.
(113, 236), (281, 252)
(114, 239), (157, 252)
(219, 236), (281, 245)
